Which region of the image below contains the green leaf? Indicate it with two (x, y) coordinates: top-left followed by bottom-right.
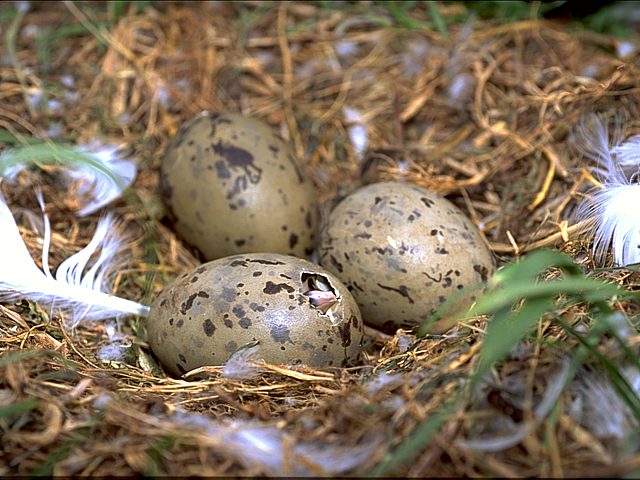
(0, 130), (45, 145)
(470, 278), (621, 317)
(490, 249), (582, 288)
(472, 295), (555, 387)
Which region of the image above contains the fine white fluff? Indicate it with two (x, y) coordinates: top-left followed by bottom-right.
(222, 344), (264, 380)
(574, 114), (640, 266)
(611, 135), (640, 170)
(343, 106), (368, 162)
(171, 409), (380, 476)
(364, 372), (404, 395)
(97, 323), (132, 362)
(0, 189), (149, 326)
(458, 358), (570, 452)
(569, 365), (639, 440)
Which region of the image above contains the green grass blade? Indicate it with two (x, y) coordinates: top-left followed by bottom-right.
(0, 6), (20, 24)
(0, 130), (45, 145)
(384, 1), (435, 30)
(29, 432), (90, 476)
(4, 2), (31, 114)
(0, 398), (39, 420)
(491, 249), (582, 287)
(0, 349), (78, 370)
(145, 436), (175, 476)
(470, 278), (620, 316)
(0, 349), (46, 366)
(418, 249), (603, 338)
(472, 295), (556, 388)
(36, 22), (110, 71)
(465, 249), (630, 391)
(427, 1), (448, 36)
(416, 280), (485, 337)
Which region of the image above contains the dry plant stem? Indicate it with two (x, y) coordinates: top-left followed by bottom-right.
(489, 219), (592, 254)
(277, 4), (302, 162)
(1, 3), (639, 476)
(528, 146), (558, 211)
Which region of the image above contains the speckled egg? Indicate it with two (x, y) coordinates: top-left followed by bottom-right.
(160, 112), (318, 260)
(147, 253), (363, 377)
(318, 181), (495, 333)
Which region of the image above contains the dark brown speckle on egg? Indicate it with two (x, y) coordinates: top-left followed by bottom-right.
(160, 112), (318, 261)
(318, 181), (495, 333)
(146, 253), (363, 377)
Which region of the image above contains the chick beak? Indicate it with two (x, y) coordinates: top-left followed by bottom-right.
(305, 290), (338, 314)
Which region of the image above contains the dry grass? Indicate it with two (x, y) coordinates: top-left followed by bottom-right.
(1, 1), (640, 476)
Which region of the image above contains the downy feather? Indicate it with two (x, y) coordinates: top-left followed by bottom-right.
(574, 114), (640, 266)
(343, 106), (368, 162)
(611, 135), (640, 172)
(66, 142), (137, 216)
(0, 188), (149, 325)
(0, 141), (137, 216)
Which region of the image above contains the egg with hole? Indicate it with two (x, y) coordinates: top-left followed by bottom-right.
(146, 253), (363, 376)
(160, 112), (318, 260)
(318, 181), (495, 334)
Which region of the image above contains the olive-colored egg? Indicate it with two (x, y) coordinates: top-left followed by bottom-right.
(318, 181), (495, 334)
(147, 253), (363, 377)
(160, 112), (318, 260)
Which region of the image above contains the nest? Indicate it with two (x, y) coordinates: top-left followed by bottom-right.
(1, 2), (639, 476)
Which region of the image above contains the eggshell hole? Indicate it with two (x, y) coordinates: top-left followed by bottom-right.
(300, 271), (342, 324)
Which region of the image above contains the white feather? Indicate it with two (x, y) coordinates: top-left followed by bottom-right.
(1, 141), (137, 216)
(611, 135), (640, 171)
(574, 114), (640, 266)
(573, 114), (626, 183)
(63, 142), (137, 216)
(579, 184), (640, 266)
(171, 410), (380, 476)
(222, 344), (264, 379)
(97, 323), (132, 362)
(0, 188), (149, 325)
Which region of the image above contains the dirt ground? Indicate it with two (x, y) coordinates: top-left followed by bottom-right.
(1, 1), (640, 476)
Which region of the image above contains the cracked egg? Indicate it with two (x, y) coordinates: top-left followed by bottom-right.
(146, 253), (363, 376)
